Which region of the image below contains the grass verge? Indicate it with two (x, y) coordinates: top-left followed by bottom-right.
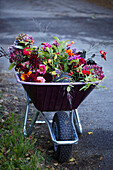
(0, 112), (50, 170)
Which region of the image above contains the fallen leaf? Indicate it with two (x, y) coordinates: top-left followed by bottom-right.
(1, 119), (5, 122)
(4, 111), (9, 115)
(4, 93), (8, 97)
(0, 99), (3, 104)
(88, 132), (93, 135)
(28, 118), (32, 121)
(69, 157), (75, 162)
(48, 150), (54, 153)
(100, 156), (103, 161)
(26, 157), (30, 160)
(46, 165), (50, 168)
(38, 146), (44, 152)
(41, 135), (44, 138)
(25, 153), (29, 157)
(14, 96), (18, 100)
(22, 98), (26, 101)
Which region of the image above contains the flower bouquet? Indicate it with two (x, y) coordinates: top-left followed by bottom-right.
(7, 33), (106, 90)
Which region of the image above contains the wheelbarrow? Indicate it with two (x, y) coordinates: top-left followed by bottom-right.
(16, 73), (99, 162)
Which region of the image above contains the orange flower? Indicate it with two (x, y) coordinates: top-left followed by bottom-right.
(65, 49), (68, 53)
(65, 49), (75, 56)
(71, 41), (74, 44)
(21, 73), (26, 81)
(28, 71), (32, 76)
(67, 43), (71, 47)
(21, 71), (32, 80)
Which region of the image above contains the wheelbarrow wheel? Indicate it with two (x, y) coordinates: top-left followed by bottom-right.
(52, 111), (73, 162)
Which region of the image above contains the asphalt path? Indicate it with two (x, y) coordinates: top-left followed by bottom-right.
(0, 0), (113, 169)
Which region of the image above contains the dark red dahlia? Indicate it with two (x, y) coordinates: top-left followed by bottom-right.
(79, 58), (86, 65)
(24, 73), (37, 82)
(15, 64), (24, 72)
(22, 67), (29, 73)
(29, 53), (41, 69)
(43, 73), (53, 82)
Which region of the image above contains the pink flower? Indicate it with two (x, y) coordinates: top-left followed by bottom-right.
(37, 64), (46, 75)
(37, 76), (45, 83)
(24, 62), (29, 67)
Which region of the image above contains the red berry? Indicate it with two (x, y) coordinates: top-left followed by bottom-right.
(70, 71), (73, 74)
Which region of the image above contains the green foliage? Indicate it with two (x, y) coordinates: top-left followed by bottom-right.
(8, 63), (16, 70)
(14, 45), (25, 49)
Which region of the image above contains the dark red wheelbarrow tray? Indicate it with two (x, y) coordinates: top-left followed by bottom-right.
(16, 73), (99, 111)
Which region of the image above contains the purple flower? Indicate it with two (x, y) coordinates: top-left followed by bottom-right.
(43, 43), (52, 51)
(72, 48), (76, 54)
(52, 40), (59, 47)
(68, 54), (81, 61)
(83, 64), (104, 80)
(9, 50), (23, 63)
(67, 46), (71, 50)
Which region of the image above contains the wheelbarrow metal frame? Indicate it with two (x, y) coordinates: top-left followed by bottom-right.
(23, 93), (79, 145)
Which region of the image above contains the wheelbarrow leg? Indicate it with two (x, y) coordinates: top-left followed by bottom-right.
(71, 109), (82, 136)
(23, 94), (40, 136)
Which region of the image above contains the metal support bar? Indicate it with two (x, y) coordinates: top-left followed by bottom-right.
(23, 92), (40, 136)
(72, 109), (82, 135)
(27, 111), (40, 136)
(23, 98), (30, 136)
(39, 111), (78, 145)
(70, 111), (79, 142)
(36, 120), (53, 124)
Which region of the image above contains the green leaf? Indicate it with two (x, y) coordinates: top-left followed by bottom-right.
(64, 39), (69, 43)
(52, 45), (58, 51)
(19, 41), (25, 44)
(69, 84), (74, 88)
(67, 86), (71, 92)
(15, 45), (24, 49)
(45, 47), (50, 53)
(24, 42), (29, 46)
(79, 85), (88, 91)
(53, 37), (60, 43)
(64, 63), (68, 72)
(80, 51), (86, 58)
(59, 45), (63, 53)
(8, 63), (15, 70)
